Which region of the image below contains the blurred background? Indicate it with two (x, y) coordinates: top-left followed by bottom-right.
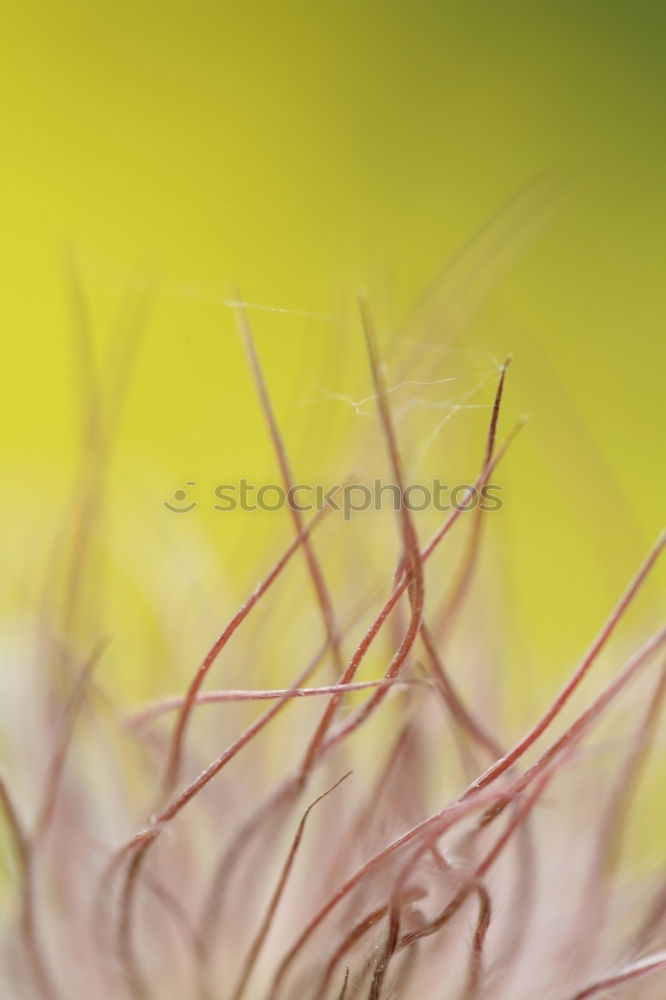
(1, 1), (664, 858)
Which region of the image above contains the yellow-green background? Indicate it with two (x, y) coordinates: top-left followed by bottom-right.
(1, 0), (664, 811)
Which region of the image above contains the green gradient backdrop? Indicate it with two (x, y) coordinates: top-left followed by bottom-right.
(1, 0), (664, 750)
